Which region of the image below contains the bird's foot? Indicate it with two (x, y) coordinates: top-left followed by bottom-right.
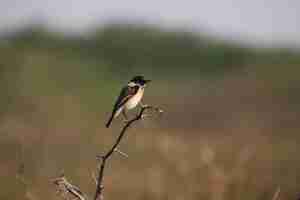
(141, 104), (150, 108)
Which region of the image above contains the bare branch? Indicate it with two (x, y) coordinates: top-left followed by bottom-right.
(93, 105), (162, 200)
(51, 104), (162, 200)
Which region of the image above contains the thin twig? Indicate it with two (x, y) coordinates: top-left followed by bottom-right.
(91, 171), (98, 186)
(114, 148), (129, 158)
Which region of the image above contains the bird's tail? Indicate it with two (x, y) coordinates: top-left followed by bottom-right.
(105, 113), (114, 128)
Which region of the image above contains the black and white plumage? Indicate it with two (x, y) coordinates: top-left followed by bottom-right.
(105, 76), (151, 128)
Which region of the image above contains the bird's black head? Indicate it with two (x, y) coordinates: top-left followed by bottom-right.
(130, 76), (151, 85)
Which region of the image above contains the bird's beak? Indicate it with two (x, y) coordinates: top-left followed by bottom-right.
(145, 79), (151, 83)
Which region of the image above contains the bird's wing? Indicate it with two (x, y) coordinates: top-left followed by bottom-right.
(106, 85), (139, 128)
(113, 85), (139, 111)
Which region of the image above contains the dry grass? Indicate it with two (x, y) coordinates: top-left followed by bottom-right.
(1, 77), (300, 200)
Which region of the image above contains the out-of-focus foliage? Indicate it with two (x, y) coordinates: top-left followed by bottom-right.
(3, 24), (252, 76)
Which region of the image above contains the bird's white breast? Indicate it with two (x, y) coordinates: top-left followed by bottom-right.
(125, 87), (144, 110)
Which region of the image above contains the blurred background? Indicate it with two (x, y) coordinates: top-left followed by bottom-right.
(1, 0), (300, 199)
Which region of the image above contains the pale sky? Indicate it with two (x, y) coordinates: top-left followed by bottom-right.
(1, 0), (300, 47)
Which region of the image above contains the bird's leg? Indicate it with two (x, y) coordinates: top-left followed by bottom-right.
(122, 109), (129, 123)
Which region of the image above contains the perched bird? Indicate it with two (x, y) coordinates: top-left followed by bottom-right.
(106, 76), (151, 128)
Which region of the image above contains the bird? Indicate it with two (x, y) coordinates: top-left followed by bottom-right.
(105, 76), (151, 128)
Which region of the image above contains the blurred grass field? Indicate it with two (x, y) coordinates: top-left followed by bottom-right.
(1, 24), (300, 200)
